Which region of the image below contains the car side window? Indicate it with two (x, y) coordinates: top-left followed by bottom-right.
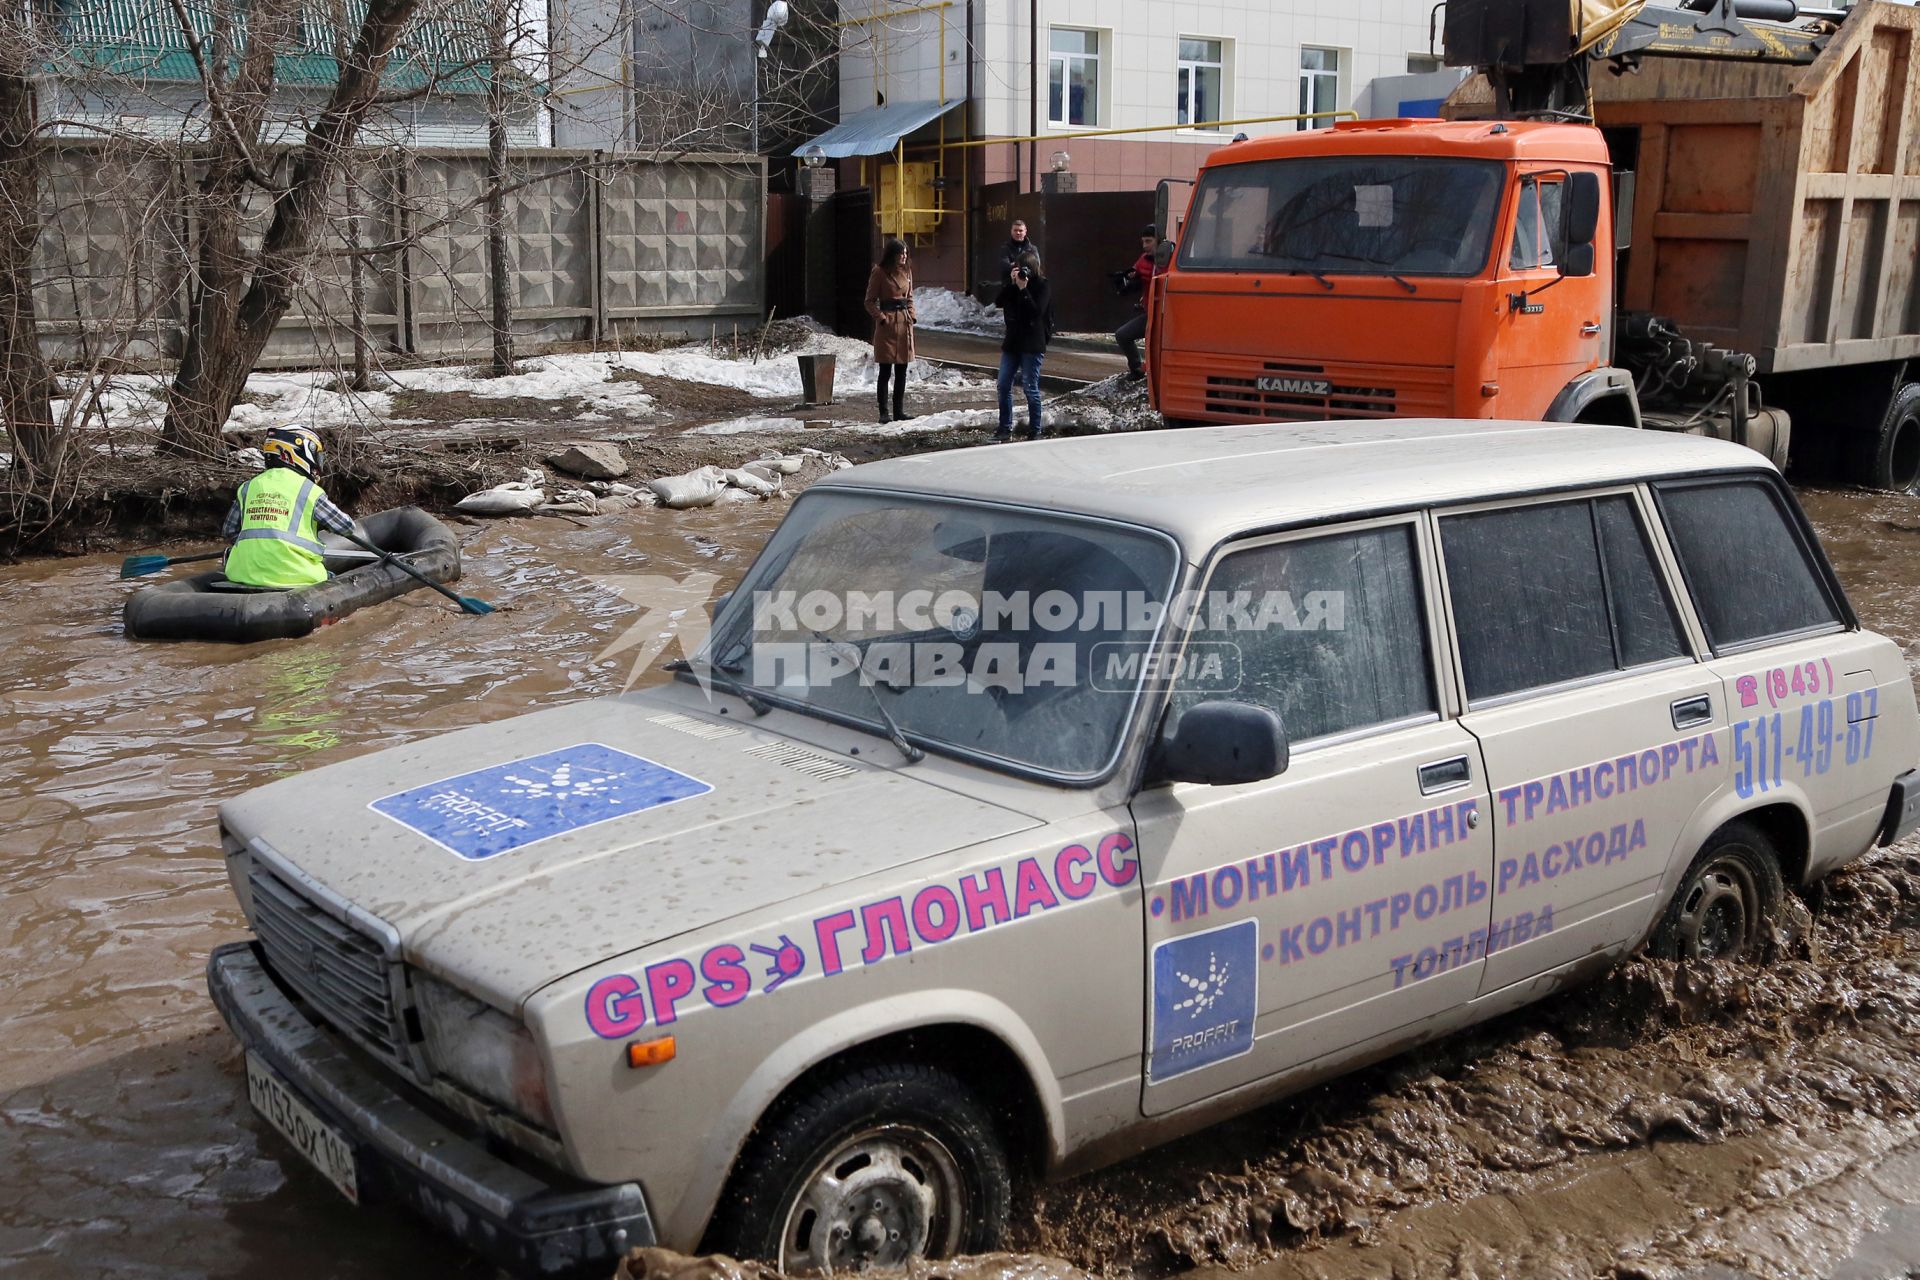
(1655, 478), (1843, 652)
(1595, 495), (1687, 667)
(1168, 524), (1436, 743)
(1442, 495), (1689, 703)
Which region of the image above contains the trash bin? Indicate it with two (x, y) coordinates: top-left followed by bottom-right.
(797, 353), (837, 405)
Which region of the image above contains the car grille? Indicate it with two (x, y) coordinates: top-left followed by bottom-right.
(248, 856), (418, 1077)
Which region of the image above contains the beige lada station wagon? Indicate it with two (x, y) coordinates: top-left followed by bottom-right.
(209, 420), (1920, 1278)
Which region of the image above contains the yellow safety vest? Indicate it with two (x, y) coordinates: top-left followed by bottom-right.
(225, 466), (328, 589)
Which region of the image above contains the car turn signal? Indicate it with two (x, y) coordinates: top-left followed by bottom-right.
(627, 1037), (677, 1068)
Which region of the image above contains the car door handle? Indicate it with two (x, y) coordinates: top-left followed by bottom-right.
(1671, 694), (1713, 729)
(1581, 321), (1603, 336)
(1418, 756), (1472, 794)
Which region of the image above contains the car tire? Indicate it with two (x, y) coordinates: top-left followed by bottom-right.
(703, 1061), (1011, 1270)
(1851, 381), (1920, 493)
(1649, 820), (1785, 961)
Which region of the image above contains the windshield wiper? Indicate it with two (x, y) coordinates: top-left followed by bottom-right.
(663, 657), (771, 716)
(1320, 252), (1418, 292)
(1282, 268), (1336, 291)
(811, 631), (923, 764)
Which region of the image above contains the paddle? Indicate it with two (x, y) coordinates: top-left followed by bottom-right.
(119, 546), (383, 579)
(339, 529), (495, 616)
(120, 549), (225, 578)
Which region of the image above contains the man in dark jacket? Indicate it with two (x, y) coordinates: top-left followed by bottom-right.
(996, 219), (1038, 280)
(993, 249), (1053, 442)
(1112, 225), (1162, 380)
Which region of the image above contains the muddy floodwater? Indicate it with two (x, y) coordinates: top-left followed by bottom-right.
(2, 483), (1919, 1279)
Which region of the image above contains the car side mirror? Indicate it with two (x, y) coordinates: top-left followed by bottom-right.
(1152, 701), (1289, 787)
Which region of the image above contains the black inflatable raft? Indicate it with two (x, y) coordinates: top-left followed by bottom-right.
(124, 506), (462, 643)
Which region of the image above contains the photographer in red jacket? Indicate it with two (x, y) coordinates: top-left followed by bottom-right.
(1110, 225), (1162, 381)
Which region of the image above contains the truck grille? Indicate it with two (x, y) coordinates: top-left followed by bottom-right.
(248, 857), (417, 1075)
(1169, 355), (1453, 422)
(1206, 368), (1399, 419)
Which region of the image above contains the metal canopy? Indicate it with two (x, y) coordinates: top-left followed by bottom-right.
(793, 99), (962, 159)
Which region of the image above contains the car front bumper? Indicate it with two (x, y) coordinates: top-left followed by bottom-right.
(207, 941), (654, 1279)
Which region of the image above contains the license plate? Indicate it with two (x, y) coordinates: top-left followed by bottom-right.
(245, 1051), (361, 1204)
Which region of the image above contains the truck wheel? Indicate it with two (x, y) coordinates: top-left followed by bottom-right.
(1649, 821), (1784, 961)
(705, 1061), (1011, 1270)
(1854, 382), (1920, 493)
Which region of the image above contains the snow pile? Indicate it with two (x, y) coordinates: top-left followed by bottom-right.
(913, 286), (1001, 335)
(614, 336), (982, 399)
(1048, 373), (1163, 434)
(836, 408), (998, 437)
(228, 371), (396, 431)
(387, 354), (657, 417)
(687, 415), (810, 437)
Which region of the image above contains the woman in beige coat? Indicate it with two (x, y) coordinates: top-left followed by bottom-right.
(864, 238), (916, 422)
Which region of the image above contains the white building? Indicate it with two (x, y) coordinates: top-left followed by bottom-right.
(809, 0), (1462, 290)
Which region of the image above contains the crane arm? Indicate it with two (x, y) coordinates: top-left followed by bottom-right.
(1445, 0), (1834, 116)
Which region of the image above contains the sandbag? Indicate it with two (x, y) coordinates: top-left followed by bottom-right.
(454, 483), (546, 516)
(648, 466), (726, 510)
(754, 453), (805, 476)
(720, 467), (779, 497)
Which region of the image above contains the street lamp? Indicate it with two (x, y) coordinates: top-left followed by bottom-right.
(802, 145), (826, 169)
(750, 1), (791, 153)
(1050, 150), (1071, 173)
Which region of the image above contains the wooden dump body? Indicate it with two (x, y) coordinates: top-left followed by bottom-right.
(1590, 1), (1920, 376)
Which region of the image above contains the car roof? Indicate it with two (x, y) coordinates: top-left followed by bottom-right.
(819, 420), (1772, 556)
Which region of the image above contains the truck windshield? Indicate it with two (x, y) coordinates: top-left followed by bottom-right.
(1176, 156), (1505, 277)
(697, 491), (1180, 780)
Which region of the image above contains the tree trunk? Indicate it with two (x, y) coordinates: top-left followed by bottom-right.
(162, 0), (421, 454)
(0, 30), (59, 476)
(486, 0), (513, 378)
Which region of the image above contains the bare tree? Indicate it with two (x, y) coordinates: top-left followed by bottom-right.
(160, 0), (430, 455)
(0, 0), (59, 475)
(486, 0), (515, 376)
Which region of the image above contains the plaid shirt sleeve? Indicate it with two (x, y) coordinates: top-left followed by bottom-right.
(311, 490), (356, 535)
(221, 498), (243, 540)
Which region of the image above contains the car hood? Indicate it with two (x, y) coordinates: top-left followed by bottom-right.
(220, 691), (1043, 1008)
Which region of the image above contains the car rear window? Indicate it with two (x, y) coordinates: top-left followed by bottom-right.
(1441, 495), (1689, 703)
(1654, 478), (1843, 652)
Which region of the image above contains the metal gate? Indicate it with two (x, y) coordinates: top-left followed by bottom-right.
(833, 187), (877, 339)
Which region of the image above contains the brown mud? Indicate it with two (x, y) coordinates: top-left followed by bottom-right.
(0, 483), (1916, 1279)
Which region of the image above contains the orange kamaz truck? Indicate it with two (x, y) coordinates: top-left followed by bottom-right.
(1148, 0), (1920, 492)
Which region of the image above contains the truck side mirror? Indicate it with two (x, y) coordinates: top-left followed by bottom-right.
(710, 590), (733, 620)
(1151, 701), (1289, 787)
(1562, 241), (1597, 278)
(1565, 171), (1602, 249)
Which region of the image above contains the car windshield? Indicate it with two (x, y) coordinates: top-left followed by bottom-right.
(699, 491), (1180, 779)
(1176, 155), (1505, 277)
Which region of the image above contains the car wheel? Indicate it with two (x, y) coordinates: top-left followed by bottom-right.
(1650, 821), (1785, 961)
(1852, 381), (1920, 493)
(705, 1061), (1011, 1270)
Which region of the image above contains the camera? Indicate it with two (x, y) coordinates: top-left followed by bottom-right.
(1014, 267), (1029, 282)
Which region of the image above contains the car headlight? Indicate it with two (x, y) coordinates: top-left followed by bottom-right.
(413, 972), (556, 1132)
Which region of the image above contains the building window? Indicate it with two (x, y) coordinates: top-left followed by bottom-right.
(1178, 38), (1226, 130)
(1049, 28), (1100, 127)
(1298, 46), (1341, 129)
(1407, 54), (1444, 74)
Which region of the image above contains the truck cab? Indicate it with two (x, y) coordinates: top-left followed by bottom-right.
(1151, 119), (1620, 430)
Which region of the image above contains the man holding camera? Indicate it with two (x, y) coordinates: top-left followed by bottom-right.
(1111, 225), (1162, 381)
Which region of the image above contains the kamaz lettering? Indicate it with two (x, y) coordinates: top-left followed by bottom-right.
(1256, 376), (1332, 396)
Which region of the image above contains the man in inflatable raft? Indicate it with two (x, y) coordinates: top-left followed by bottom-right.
(222, 426), (359, 590)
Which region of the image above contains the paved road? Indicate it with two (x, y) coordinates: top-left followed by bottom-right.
(914, 328), (1130, 388)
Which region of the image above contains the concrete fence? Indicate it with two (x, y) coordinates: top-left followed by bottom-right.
(33, 142), (766, 370)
